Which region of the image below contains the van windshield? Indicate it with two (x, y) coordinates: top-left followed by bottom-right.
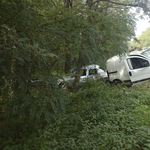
(81, 69), (87, 76)
(142, 49), (150, 59)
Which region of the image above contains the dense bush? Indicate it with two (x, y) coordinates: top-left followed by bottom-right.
(1, 79), (150, 149)
(1, 1), (150, 149)
(42, 80), (150, 150)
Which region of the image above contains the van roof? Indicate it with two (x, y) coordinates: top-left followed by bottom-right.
(82, 64), (100, 69)
(107, 55), (121, 62)
(107, 47), (150, 62)
(129, 47), (150, 56)
(129, 50), (142, 55)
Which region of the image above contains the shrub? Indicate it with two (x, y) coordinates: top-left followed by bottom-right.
(2, 80), (150, 149)
(42, 80), (150, 149)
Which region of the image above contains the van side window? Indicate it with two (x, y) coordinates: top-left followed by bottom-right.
(89, 69), (97, 75)
(130, 58), (149, 69)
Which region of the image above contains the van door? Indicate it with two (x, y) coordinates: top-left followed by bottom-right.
(125, 56), (150, 84)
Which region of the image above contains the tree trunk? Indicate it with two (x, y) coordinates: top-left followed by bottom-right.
(72, 62), (81, 91)
(64, 0), (70, 8)
(87, 0), (93, 9)
(64, 0), (71, 74)
(72, 51), (82, 91)
(65, 53), (71, 74)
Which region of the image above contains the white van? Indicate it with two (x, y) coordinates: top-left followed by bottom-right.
(106, 47), (150, 85)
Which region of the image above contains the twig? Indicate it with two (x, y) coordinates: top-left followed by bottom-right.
(51, 0), (56, 7)
(4, 7), (22, 24)
(92, 0), (139, 7)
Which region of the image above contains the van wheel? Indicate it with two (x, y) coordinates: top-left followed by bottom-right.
(112, 80), (122, 85)
(59, 82), (66, 89)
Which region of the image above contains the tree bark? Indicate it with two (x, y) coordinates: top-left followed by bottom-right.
(64, 0), (71, 73)
(65, 53), (71, 74)
(72, 59), (82, 91)
(64, 0), (70, 8)
(0, 0), (2, 9)
(87, 0), (93, 9)
(91, 0), (139, 8)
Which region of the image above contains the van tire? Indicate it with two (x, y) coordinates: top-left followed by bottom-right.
(112, 79), (122, 85)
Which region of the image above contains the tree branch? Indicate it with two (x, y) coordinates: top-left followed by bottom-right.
(4, 7), (22, 24)
(0, 0), (2, 9)
(49, 59), (57, 71)
(51, 0), (56, 7)
(92, 0), (139, 7)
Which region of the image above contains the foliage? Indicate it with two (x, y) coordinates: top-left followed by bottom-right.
(1, 0), (150, 149)
(0, 20), (66, 125)
(0, 5), (67, 149)
(2, 79), (150, 149)
(42, 80), (150, 150)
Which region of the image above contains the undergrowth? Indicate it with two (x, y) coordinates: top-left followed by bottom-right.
(43, 80), (150, 150)
(1, 80), (150, 150)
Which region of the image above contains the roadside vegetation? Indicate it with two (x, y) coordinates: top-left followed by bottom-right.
(1, 80), (150, 149)
(1, 0), (150, 149)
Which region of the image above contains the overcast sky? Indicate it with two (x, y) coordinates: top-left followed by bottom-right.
(135, 18), (150, 37)
(130, 7), (150, 37)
